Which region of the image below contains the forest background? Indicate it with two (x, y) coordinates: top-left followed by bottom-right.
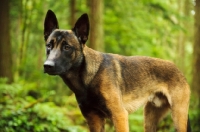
(0, 0), (200, 132)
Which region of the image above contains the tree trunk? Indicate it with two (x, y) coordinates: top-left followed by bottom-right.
(192, 2), (200, 91)
(176, 0), (191, 74)
(176, 0), (184, 73)
(88, 0), (104, 51)
(19, 0), (28, 71)
(0, 0), (13, 83)
(192, 0), (200, 127)
(70, 0), (76, 27)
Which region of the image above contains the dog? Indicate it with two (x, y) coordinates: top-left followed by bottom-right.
(43, 10), (191, 132)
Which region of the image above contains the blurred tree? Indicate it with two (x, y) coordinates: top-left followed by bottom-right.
(192, 0), (200, 129)
(176, 0), (192, 74)
(70, 0), (76, 27)
(0, 0), (13, 83)
(19, 0), (27, 72)
(88, 0), (104, 51)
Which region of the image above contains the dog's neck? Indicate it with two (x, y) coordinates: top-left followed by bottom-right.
(82, 46), (103, 85)
(60, 46), (102, 94)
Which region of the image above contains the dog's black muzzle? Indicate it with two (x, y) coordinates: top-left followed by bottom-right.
(44, 60), (56, 75)
(44, 60), (68, 75)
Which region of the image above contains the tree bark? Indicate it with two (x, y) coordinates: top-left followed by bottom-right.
(176, 0), (192, 74)
(0, 0), (13, 83)
(70, 0), (76, 27)
(88, 0), (104, 51)
(193, 0), (200, 100)
(192, 0), (200, 126)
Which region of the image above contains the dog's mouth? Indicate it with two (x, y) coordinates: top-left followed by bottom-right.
(44, 70), (68, 76)
(44, 68), (66, 76)
(44, 70), (58, 76)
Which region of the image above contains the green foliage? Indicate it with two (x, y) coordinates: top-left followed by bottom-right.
(104, 0), (188, 59)
(188, 94), (200, 132)
(0, 78), (87, 132)
(128, 109), (144, 132)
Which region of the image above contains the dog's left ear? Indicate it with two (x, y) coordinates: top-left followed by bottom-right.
(73, 13), (89, 44)
(44, 10), (59, 41)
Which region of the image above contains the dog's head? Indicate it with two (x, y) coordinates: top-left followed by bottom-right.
(43, 10), (89, 75)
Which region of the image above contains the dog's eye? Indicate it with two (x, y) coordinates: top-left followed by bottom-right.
(46, 43), (53, 50)
(64, 45), (71, 50)
(63, 42), (71, 50)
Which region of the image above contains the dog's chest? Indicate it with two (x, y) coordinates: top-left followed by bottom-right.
(75, 89), (111, 118)
(60, 71), (111, 117)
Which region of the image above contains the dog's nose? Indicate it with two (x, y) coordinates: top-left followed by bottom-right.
(44, 60), (55, 70)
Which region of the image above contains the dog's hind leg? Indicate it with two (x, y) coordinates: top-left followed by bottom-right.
(170, 101), (190, 132)
(170, 87), (190, 132)
(144, 94), (170, 132)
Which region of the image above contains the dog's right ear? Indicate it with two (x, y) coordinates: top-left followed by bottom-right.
(44, 10), (59, 41)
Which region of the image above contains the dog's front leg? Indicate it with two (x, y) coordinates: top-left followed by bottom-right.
(85, 112), (105, 132)
(102, 88), (129, 132)
(111, 107), (129, 132)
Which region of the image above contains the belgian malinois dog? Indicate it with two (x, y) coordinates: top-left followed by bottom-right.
(43, 10), (191, 132)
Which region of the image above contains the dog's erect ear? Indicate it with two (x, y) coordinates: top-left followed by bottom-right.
(73, 13), (89, 44)
(44, 10), (59, 41)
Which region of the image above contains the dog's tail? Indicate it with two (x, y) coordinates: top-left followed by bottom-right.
(187, 115), (192, 132)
